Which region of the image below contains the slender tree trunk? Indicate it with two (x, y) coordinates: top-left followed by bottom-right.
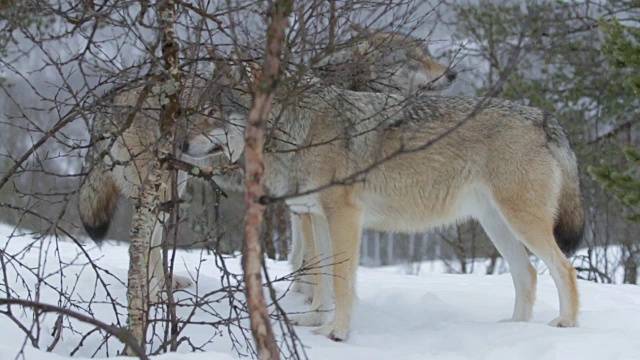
(242, 1), (293, 359)
(486, 249), (500, 275)
(623, 247), (638, 284)
(126, 0), (180, 354)
(276, 203), (288, 261)
(263, 205), (276, 260)
(327, 0), (337, 52)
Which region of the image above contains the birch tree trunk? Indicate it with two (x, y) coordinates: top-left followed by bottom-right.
(126, 0), (180, 354)
(242, 1), (293, 359)
(127, 156), (164, 353)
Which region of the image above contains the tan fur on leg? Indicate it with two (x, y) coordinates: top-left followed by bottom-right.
(312, 189), (362, 341)
(495, 197), (579, 326)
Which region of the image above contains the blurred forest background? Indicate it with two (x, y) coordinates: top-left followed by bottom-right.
(1, 0), (639, 284)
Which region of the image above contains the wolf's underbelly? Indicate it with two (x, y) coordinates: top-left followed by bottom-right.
(359, 184), (488, 233)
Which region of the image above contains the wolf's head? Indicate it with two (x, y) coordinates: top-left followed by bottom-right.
(315, 27), (456, 94)
(181, 56), (252, 163)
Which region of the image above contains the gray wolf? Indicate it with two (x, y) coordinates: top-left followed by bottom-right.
(78, 77), (226, 299)
(289, 27), (457, 302)
(184, 57), (584, 341)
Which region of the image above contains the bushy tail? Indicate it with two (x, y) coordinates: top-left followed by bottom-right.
(78, 149), (120, 241)
(550, 143), (585, 256)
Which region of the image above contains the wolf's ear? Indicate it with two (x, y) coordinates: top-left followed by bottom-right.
(208, 48), (252, 89)
(229, 51), (251, 84)
(350, 24), (373, 38)
(242, 60), (263, 88)
(208, 47), (233, 84)
(230, 52), (264, 92)
(353, 40), (373, 56)
(350, 24), (371, 37)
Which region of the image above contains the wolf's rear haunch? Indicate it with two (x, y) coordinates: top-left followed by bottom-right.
(545, 114), (585, 256)
(78, 147), (120, 241)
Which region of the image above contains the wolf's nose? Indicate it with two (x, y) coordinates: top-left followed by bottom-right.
(447, 71), (457, 82)
(181, 142), (190, 153)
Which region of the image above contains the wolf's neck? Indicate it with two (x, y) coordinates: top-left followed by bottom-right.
(264, 96), (313, 153)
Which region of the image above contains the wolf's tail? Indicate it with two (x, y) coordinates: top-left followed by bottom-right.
(78, 148), (120, 241)
(544, 113), (585, 256)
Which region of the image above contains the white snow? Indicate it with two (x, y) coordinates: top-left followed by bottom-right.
(0, 223), (639, 360)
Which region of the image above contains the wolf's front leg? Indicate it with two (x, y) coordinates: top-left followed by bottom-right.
(149, 220), (166, 301)
(291, 213), (319, 303)
(312, 201), (363, 341)
(290, 213), (333, 326)
(289, 213), (306, 294)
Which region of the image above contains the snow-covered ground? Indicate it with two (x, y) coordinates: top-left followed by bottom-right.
(1, 224), (639, 360)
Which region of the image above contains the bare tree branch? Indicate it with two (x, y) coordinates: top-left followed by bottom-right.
(242, 0), (294, 359)
(0, 298), (149, 360)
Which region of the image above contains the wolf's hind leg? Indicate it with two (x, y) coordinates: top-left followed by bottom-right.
(478, 207), (536, 322)
(496, 200), (578, 327)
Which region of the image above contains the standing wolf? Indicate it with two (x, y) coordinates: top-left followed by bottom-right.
(183, 56), (584, 341)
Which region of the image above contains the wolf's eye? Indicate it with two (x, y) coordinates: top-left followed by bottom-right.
(206, 108), (216, 117)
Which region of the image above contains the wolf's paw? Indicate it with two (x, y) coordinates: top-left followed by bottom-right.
(548, 317), (576, 328)
(304, 293), (314, 304)
(292, 281), (304, 294)
(290, 312), (326, 327)
(149, 275), (193, 302)
(312, 322), (349, 342)
(499, 317), (520, 323)
(172, 275), (193, 290)
(150, 289), (163, 303)
(149, 278), (165, 302)
(291, 282), (314, 303)
(499, 315), (529, 323)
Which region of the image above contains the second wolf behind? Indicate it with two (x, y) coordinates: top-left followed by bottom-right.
(77, 76), (236, 299)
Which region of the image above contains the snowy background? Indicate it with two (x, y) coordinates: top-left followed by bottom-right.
(2, 1), (640, 359)
(1, 223), (639, 360)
